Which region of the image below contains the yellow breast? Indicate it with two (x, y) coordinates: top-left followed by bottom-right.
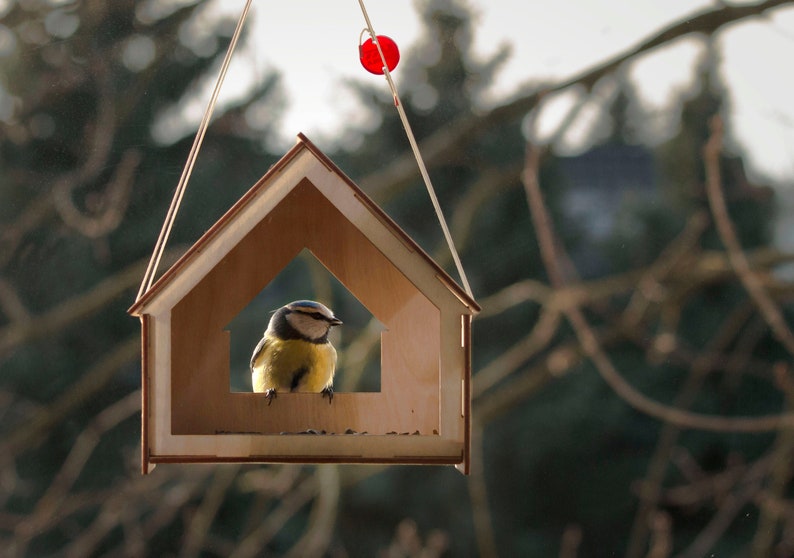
(252, 336), (336, 394)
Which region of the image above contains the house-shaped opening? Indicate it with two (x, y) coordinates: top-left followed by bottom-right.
(227, 248), (383, 394)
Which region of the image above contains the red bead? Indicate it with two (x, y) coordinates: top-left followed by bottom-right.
(359, 35), (400, 75)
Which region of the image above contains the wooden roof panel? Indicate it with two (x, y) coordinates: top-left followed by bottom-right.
(129, 133), (478, 316)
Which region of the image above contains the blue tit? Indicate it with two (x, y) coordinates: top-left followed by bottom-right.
(250, 300), (342, 404)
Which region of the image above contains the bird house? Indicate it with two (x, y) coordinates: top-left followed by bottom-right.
(129, 134), (479, 474)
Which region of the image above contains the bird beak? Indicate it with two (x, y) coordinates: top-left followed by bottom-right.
(330, 316), (342, 326)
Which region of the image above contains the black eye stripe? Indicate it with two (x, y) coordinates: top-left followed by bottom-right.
(294, 309), (330, 322)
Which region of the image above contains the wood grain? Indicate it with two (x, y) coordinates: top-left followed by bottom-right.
(133, 136), (476, 471)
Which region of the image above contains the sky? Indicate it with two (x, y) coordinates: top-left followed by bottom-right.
(172, 0), (794, 185)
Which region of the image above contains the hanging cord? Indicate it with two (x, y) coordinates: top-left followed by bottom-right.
(357, 0), (474, 300)
(136, 0), (254, 301)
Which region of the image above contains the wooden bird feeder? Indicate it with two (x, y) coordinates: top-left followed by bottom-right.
(129, 134), (479, 474)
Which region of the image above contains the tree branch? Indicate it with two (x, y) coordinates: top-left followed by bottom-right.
(703, 115), (794, 356)
(14, 391), (141, 552)
(468, 424), (498, 558)
(520, 139), (794, 433)
(0, 337), (140, 463)
(0, 249), (182, 358)
(53, 148), (141, 239)
(179, 466), (241, 558)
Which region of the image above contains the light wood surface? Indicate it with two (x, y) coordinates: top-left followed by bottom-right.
(169, 179), (440, 435)
(133, 136), (477, 472)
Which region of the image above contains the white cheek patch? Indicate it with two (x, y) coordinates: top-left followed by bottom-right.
(288, 312), (328, 340)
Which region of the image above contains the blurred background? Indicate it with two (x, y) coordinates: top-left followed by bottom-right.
(2, 0), (794, 556)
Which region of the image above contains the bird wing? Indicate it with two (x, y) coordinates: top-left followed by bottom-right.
(250, 334), (270, 372)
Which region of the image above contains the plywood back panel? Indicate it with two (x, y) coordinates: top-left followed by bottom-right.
(170, 179), (440, 436)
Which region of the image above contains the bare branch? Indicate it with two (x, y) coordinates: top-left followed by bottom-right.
(0, 277), (30, 323)
(14, 391), (141, 553)
(645, 512), (672, 558)
(520, 139), (794, 433)
(60, 470), (192, 558)
(476, 279), (552, 319)
(676, 458), (769, 558)
(179, 466), (241, 558)
(474, 324), (625, 423)
(229, 474), (317, 558)
(1, 58), (121, 269)
(626, 301), (757, 558)
(0, 249), (182, 358)
(285, 465), (340, 558)
(751, 363), (794, 557)
(472, 307), (561, 399)
(0, 193), (56, 270)
(559, 524), (583, 558)
(621, 212), (710, 330)
(468, 424), (498, 558)
(53, 148), (141, 239)
(703, 115), (794, 356)
(0, 337), (140, 463)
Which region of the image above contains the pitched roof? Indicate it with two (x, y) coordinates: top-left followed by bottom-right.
(129, 133), (478, 316)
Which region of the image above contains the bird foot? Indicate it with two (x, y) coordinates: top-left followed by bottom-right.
(321, 386), (334, 404)
(265, 389), (277, 406)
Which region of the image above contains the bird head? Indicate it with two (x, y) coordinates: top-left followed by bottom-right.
(272, 300), (342, 342)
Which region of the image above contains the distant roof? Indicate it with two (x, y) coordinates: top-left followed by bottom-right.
(559, 143), (656, 192)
